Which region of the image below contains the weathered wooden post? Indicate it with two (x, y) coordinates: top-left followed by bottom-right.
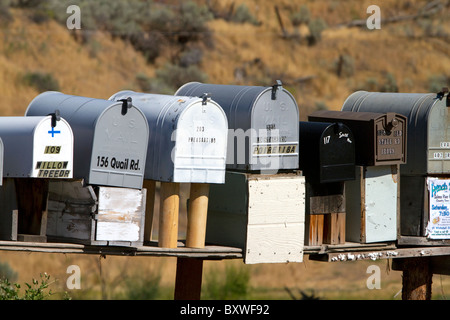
(186, 183), (210, 248)
(392, 257), (433, 300)
(174, 257), (204, 300)
(110, 91), (228, 249)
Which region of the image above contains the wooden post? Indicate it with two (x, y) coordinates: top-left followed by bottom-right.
(174, 257), (204, 300)
(143, 179), (156, 244)
(159, 182), (179, 248)
(308, 214), (324, 246)
(186, 183), (210, 248)
(400, 257), (433, 300)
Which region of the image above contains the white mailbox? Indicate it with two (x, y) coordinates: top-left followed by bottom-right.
(0, 115), (73, 179)
(26, 92), (149, 189)
(109, 91), (228, 184)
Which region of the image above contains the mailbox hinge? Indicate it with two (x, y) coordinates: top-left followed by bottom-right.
(50, 109), (60, 127)
(119, 97), (132, 115)
(271, 80), (282, 100)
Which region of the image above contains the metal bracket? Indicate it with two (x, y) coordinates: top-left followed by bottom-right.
(119, 97), (132, 115)
(271, 80), (282, 100)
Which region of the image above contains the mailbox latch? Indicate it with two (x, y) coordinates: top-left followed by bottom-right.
(437, 87), (449, 107)
(119, 97), (132, 115)
(50, 109), (60, 128)
(271, 80), (283, 100)
(201, 93), (211, 106)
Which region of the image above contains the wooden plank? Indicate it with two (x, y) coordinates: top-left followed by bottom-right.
(0, 179), (18, 240)
(308, 214), (324, 246)
(310, 195), (345, 214)
(143, 179), (156, 242)
(394, 257), (432, 300)
(186, 183), (210, 248)
(323, 213), (345, 245)
(174, 258), (204, 300)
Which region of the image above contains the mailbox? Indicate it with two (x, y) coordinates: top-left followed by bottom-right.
(0, 115), (73, 241)
(26, 92), (149, 189)
(299, 121), (355, 184)
(342, 89), (450, 243)
(175, 81), (299, 172)
(109, 91), (228, 184)
(299, 121), (355, 245)
(308, 110), (407, 167)
(0, 115), (73, 179)
(0, 138), (3, 185)
(342, 90), (448, 175)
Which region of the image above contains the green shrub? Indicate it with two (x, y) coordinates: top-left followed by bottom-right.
(23, 71), (60, 92)
(0, 261), (17, 282)
(307, 18), (327, 45)
(291, 5), (310, 26)
(203, 264), (250, 300)
(0, 273), (54, 300)
(231, 4), (259, 26)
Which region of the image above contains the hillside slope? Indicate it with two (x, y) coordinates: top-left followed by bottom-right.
(0, 0), (449, 117)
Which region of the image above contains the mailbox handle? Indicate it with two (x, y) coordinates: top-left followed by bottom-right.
(437, 87), (449, 107)
(119, 97), (132, 115)
(49, 109), (60, 127)
(385, 113), (399, 132)
(200, 93), (211, 106)
(271, 80), (282, 100)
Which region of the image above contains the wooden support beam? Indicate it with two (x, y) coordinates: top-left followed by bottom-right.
(395, 257), (433, 300)
(143, 179), (156, 243)
(174, 257), (204, 300)
(159, 182), (180, 248)
(186, 183), (210, 248)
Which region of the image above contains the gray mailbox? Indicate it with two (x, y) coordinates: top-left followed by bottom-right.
(0, 115), (74, 241)
(26, 92), (149, 189)
(0, 115), (73, 179)
(109, 91), (228, 184)
(175, 81), (299, 172)
(342, 89), (450, 243)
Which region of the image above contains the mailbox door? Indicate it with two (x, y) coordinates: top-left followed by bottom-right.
(90, 105), (148, 189)
(250, 88), (299, 172)
(32, 116), (73, 179)
(173, 99), (228, 184)
(374, 113), (407, 165)
(319, 123), (355, 183)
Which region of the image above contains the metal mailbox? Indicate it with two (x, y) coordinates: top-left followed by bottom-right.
(342, 90), (448, 175)
(109, 91), (228, 184)
(299, 121), (355, 184)
(308, 110), (407, 167)
(342, 89), (450, 243)
(175, 81), (299, 172)
(0, 115), (73, 241)
(25, 92), (149, 189)
(0, 115), (73, 179)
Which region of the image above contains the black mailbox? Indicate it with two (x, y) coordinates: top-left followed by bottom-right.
(299, 121), (355, 184)
(308, 110), (407, 167)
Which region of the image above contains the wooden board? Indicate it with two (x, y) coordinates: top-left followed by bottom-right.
(207, 172), (305, 264)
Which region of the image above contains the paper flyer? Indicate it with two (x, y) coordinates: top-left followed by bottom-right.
(427, 177), (450, 239)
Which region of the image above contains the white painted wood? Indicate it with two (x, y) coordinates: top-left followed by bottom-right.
(207, 172), (305, 264)
(345, 166), (398, 243)
(96, 187), (145, 242)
